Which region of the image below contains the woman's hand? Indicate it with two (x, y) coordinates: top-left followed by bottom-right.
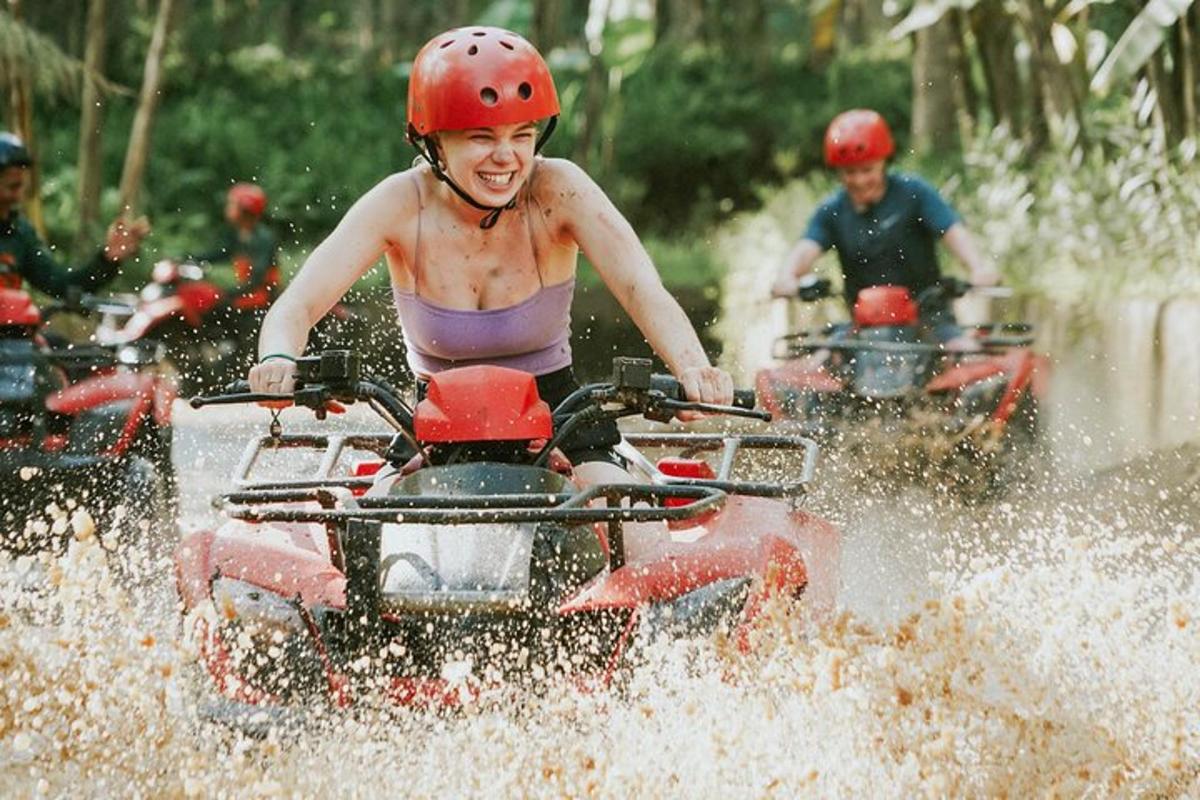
(677, 365), (734, 420)
(248, 356), (297, 401)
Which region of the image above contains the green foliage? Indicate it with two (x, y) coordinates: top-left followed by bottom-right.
(952, 124), (1200, 305)
(601, 42), (911, 232)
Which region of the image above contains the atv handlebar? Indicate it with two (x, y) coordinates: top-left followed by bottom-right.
(190, 353), (769, 432)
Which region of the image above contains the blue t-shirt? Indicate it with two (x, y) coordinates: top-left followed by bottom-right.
(803, 173), (960, 304)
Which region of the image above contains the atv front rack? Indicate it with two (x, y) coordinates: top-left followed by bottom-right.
(221, 481), (726, 573)
(618, 432), (818, 497)
(774, 322), (1035, 360)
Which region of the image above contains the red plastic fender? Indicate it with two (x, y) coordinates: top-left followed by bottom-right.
(45, 371), (157, 456)
(0, 288), (41, 327)
(176, 281), (225, 327)
(415, 365), (552, 443)
(853, 285), (919, 327)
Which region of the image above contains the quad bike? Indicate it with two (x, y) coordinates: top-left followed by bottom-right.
(756, 276), (1050, 499)
(176, 351), (839, 722)
(0, 287), (177, 554)
(94, 259), (361, 396)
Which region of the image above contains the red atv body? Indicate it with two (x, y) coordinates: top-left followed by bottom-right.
(175, 352), (839, 723)
(97, 260), (359, 396)
(0, 288), (176, 552)
(756, 282), (1051, 497)
(95, 260), (241, 396)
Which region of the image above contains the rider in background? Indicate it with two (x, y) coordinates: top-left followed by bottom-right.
(188, 182), (280, 311)
(770, 109), (997, 343)
(0, 132), (149, 297)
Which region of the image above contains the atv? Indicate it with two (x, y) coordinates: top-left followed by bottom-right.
(756, 276), (1050, 499)
(94, 259), (361, 396)
(176, 351), (839, 720)
(0, 287), (177, 554)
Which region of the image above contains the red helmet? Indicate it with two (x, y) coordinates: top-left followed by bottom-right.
(407, 27), (559, 138)
(227, 182), (267, 217)
(824, 109), (895, 167)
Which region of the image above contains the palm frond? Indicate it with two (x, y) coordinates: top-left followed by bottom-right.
(1090, 0), (1195, 94)
(0, 10), (129, 101)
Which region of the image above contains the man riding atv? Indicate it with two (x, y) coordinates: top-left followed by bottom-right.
(0, 132), (149, 298)
(769, 110), (997, 344)
(186, 182), (279, 312)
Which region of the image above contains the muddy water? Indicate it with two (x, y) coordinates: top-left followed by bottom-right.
(2, 403), (1199, 797)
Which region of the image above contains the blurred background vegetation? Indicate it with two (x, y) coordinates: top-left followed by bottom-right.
(2, 0), (1198, 374)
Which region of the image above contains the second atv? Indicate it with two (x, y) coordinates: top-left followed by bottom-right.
(756, 276), (1050, 498)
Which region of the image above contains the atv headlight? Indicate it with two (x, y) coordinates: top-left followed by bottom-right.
(211, 578), (305, 641)
(116, 341), (163, 366)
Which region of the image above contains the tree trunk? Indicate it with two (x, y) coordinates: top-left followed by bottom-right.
(910, 16), (962, 155)
(378, 0), (400, 64)
(353, 0), (374, 55)
(5, 0), (44, 236)
(970, 0), (1023, 136)
(1177, 11), (1196, 141)
(656, 0), (704, 45)
(118, 0), (177, 214)
(843, 0), (887, 45)
(1148, 48), (1182, 145)
(574, 42), (609, 170)
(75, 0), (109, 257)
(950, 9), (978, 144)
(533, 0), (564, 51)
(1019, 0), (1084, 142)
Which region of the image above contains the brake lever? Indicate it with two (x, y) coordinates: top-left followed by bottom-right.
(658, 398), (772, 422)
(189, 392), (292, 409)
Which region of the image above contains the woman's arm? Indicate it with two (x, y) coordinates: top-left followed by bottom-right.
(249, 172), (415, 392)
(545, 160), (733, 406)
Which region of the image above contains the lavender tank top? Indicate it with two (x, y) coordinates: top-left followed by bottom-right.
(393, 173), (574, 377)
(393, 279), (574, 376)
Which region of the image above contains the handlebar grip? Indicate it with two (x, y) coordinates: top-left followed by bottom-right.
(732, 389), (757, 410)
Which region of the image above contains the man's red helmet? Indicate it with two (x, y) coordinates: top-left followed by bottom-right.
(824, 109), (895, 168)
(407, 27), (559, 139)
(228, 183), (267, 217)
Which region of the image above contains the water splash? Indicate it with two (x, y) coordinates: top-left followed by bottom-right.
(2, 469), (1197, 797)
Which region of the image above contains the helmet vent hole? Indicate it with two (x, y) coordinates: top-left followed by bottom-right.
(517, 82), (533, 100)
(472, 30), (487, 37)
(468, 44), (479, 56)
(439, 40), (454, 49)
(480, 87), (499, 106)
(500, 40), (515, 50)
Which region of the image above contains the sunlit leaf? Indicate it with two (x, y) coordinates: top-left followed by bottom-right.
(586, 0), (654, 75)
(1051, 23), (1078, 64)
(889, 0), (978, 40)
(1090, 0), (1195, 94)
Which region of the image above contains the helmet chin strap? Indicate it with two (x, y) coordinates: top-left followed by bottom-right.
(412, 117), (558, 230)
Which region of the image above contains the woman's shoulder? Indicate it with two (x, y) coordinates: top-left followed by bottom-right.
(529, 157), (594, 199)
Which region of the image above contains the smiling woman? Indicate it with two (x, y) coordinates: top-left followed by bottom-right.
(248, 25), (733, 481)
